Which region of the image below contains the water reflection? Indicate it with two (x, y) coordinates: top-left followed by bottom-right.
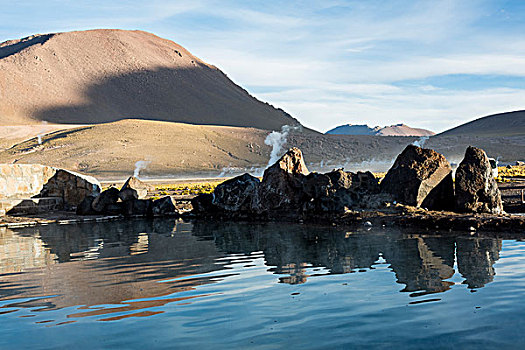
(0, 220), (504, 323)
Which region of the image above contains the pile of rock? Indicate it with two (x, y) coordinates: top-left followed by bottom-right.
(192, 147), (384, 219)
(77, 176), (177, 217)
(192, 144), (504, 220)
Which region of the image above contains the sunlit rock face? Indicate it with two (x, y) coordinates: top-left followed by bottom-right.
(119, 176), (153, 201)
(257, 147), (309, 213)
(0, 164), (100, 215)
(380, 145), (454, 210)
(455, 146), (504, 214)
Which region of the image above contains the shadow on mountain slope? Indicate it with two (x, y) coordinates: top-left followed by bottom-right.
(33, 66), (298, 131)
(0, 34), (54, 59)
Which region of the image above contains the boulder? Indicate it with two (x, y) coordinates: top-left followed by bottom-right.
(119, 176), (152, 200)
(380, 145), (454, 210)
(349, 171), (381, 195)
(303, 172), (331, 199)
(455, 146), (504, 214)
(258, 147), (309, 213)
(191, 193), (216, 214)
(212, 173), (260, 212)
(123, 198), (153, 216)
(91, 187), (120, 212)
(151, 196), (177, 216)
(76, 195), (97, 215)
(303, 169), (380, 213)
(104, 202), (125, 215)
(302, 172), (338, 213)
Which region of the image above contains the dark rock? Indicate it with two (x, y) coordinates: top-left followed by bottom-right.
(123, 198), (153, 216)
(349, 171), (380, 195)
(213, 173), (260, 212)
(381, 145), (454, 210)
(455, 146), (504, 214)
(76, 195), (96, 215)
(118, 188), (139, 202)
(191, 193), (217, 214)
(304, 169), (380, 213)
(302, 172), (340, 213)
(421, 172), (455, 211)
(151, 196), (177, 216)
(91, 187), (120, 212)
(104, 202), (124, 215)
(119, 176), (152, 201)
(303, 172), (331, 199)
(258, 147), (309, 213)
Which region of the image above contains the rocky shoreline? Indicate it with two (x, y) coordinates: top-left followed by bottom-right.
(2, 144), (524, 233)
(189, 144), (523, 232)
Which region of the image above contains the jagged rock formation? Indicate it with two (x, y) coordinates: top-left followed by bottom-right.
(380, 145), (454, 210)
(191, 144), (507, 222)
(303, 170), (380, 213)
(0, 164), (100, 215)
(193, 147), (383, 218)
(455, 146), (504, 214)
(258, 147), (310, 213)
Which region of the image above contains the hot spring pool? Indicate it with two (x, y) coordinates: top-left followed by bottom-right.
(0, 219), (524, 349)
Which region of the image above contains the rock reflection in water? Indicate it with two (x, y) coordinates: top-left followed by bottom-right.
(0, 219), (504, 323)
(0, 219), (225, 319)
(191, 221), (502, 294)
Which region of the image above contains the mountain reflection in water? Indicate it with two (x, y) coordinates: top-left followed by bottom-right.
(0, 220), (503, 323)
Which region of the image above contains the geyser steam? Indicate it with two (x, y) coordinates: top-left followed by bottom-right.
(412, 136), (429, 148)
(264, 125), (301, 168)
(37, 121), (48, 145)
(134, 160), (152, 178)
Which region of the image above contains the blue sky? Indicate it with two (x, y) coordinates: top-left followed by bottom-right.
(1, 0), (525, 132)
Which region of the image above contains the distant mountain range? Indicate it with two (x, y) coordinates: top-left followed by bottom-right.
(326, 123), (435, 137)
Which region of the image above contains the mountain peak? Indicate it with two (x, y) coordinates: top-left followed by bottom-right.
(326, 123), (435, 137)
(0, 29), (298, 130)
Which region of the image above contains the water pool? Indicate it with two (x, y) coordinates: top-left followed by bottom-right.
(0, 219), (524, 349)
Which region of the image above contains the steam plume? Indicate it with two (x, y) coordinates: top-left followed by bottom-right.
(134, 160), (152, 178)
(264, 125), (301, 168)
(37, 121), (48, 145)
(412, 136), (429, 148)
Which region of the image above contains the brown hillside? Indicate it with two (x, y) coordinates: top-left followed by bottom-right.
(427, 110), (525, 162)
(1, 119), (522, 178)
(438, 110), (525, 137)
(0, 29), (298, 130)
(0, 119), (414, 178)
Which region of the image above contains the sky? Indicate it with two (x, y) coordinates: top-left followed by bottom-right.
(1, 0), (525, 133)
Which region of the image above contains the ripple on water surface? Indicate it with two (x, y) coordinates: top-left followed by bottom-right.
(0, 220), (524, 349)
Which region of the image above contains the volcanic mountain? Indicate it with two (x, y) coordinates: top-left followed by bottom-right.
(0, 29), (298, 130)
(326, 123), (435, 137)
(437, 110), (525, 137)
(425, 110), (525, 163)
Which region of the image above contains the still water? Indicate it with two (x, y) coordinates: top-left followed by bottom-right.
(0, 219), (524, 349)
